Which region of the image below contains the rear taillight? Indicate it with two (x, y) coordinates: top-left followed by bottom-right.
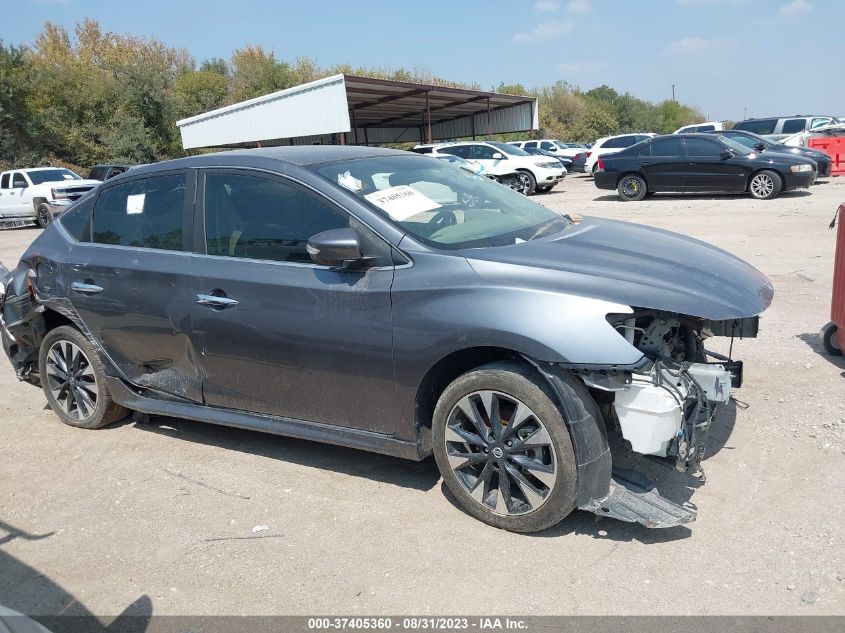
(597, 157), (605, 171)
(586, 151), (592, 158)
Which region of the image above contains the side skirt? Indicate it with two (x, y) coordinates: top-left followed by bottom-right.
(105, 377), (423, 461)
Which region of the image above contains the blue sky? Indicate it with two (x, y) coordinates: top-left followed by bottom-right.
(6, 0), (843, 120)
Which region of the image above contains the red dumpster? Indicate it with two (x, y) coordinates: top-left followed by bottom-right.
(808, 137), (845, 176)
(820, 202), (845, 354)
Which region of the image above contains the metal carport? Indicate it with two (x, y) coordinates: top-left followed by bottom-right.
(176, 74), (538, 150)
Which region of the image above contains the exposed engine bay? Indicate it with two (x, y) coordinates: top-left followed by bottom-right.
(597, 310), (755, 478)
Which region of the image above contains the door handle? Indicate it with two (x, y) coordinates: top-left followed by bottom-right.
(196, 293), (239, 308)
(71, 282), (104, 294)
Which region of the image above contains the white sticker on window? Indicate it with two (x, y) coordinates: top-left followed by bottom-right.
(364, 185), (441, 221)
(126, 193), (145, 215)
(337, 171), (363, 193)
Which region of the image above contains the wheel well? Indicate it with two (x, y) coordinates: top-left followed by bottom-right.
(32, 197), (47, 211)
(616, 171), (647, 189)
(413, 347), (531, 454)
(42, 308), (73, 333)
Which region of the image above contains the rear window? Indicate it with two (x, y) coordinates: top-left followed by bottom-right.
(59, 194), (94, 241)
(413, 147), (433, 154)
(92, 173), (186, 251)
(734, 119), (777, 135)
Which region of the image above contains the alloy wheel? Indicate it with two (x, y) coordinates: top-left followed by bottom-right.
(45, 340), (99, 421)
(444, 390), (557, 516)
(516, 173), (532, 195)
(750, 173), (774, 198)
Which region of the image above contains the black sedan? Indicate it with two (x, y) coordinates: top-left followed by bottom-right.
(594, 134), (817, 201)
(709, 129), (832, 178)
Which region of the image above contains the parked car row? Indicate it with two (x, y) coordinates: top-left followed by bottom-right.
(413, 141), (567, 195)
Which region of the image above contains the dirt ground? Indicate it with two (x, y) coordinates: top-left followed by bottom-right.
(1, 173), (844, 618)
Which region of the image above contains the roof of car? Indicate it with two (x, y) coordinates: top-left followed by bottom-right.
(123, 145), (412, 178)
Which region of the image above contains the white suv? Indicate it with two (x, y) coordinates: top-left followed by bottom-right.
(509, 139), (587, 158)
(585, 133), (656, 175)
(0, 167), (101, 228)
(432, 141), (565, 194)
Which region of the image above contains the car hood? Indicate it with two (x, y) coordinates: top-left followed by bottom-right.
(462, 217), (773, 320)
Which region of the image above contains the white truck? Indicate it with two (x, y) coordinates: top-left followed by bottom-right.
(0, 167), (101, 229)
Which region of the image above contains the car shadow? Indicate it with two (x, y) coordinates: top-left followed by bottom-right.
(439, 482), (693, 544)
(131, 415), (441, 492)
(0, 522), (153, 632)
(796, 331), (845, 373)
(593, 191), (813, 202)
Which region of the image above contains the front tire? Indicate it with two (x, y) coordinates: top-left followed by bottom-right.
(38, 325), (128, 429)
(516, 170), (537, 195)
(36, 203), (53, 229)
(748, 170), (782, 200)
(432, 362), (578, 532)
(617, 174), (647, 201)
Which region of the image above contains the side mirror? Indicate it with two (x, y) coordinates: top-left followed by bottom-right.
(491, 152), (504, 159)
(720, 150), (733, 160)
(307, 228), (364, 268)
(754, 143), (765, 152)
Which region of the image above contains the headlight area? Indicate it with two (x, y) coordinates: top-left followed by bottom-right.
(573, 310), (757, 478)
(790, 164), (813, 173)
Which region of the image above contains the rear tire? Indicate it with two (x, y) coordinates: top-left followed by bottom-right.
(617, 174), (647, 201)
(820, 322), (842, 356)
(36, 203), (53, 229)
(748, 170), (782, 200)
(432, 361), (578, 532)
(38, 325), (128, 429)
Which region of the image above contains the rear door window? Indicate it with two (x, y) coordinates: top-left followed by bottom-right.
(439, 146), (469, 159)
(92, 173), (187, 251)
(734, 119), (777, 135)
(615, 136), (638, 148)
(684, 137), (723, 157)
(524, 141), (538, 149)
(0, 174), (8, 189)
(650, 138), (684, 157)
(781, 119), (806, 134)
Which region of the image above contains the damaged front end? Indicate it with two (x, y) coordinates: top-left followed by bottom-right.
(562, 309), (759, 528)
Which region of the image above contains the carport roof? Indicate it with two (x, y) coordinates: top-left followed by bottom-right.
(176, 74), (538, 149)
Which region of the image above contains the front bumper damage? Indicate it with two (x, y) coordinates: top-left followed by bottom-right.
(532, 320), (750, 530)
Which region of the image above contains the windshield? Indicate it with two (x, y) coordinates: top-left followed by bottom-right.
(28, 169), (82, 185)
(720, 137), (753, 155)
(488, 141), (530, 156)
(313, 155), (571, 250)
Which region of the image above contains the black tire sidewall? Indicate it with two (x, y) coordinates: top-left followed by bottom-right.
(618, 174), (647, 201)
(38, 325), (115, 429)
(37, 203), (53, 229)
(432, 362), (578, 532)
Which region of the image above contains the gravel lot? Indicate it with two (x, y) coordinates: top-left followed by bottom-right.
(1, 173), (844, 617)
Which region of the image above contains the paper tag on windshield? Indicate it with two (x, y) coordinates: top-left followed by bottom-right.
(337, 171), (362, 193)
(126, 193), (145, 215)
(364, 185), (441, 221)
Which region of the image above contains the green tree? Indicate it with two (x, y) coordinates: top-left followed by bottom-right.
(0, 42), (39, 166)
(230, 46), (294, 102)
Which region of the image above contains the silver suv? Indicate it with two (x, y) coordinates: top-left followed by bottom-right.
(733, 115), (836, 142)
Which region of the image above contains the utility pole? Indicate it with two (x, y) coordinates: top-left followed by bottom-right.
(672, 84), (676, 102)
